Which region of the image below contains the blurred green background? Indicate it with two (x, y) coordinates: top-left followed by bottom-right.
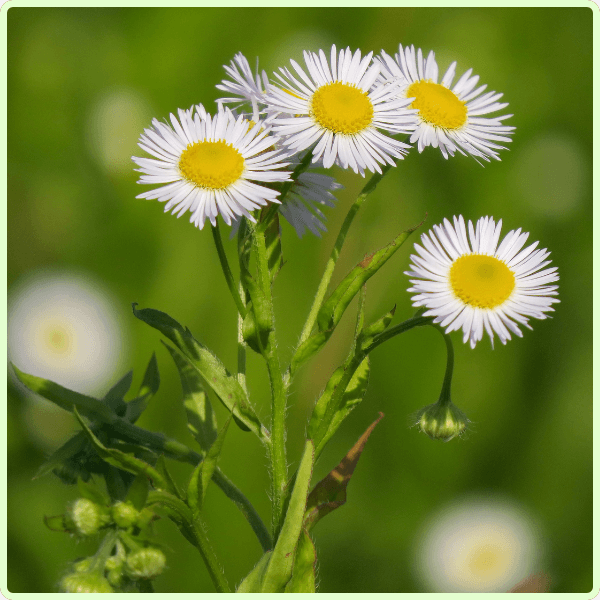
(7, 6), (592, 593)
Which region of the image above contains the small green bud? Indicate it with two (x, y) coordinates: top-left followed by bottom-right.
(65, 498), (110, 536)
(414, 401), (469, 442)
(126, 547), (166, 579)
(60, 572), (114, 593)
(73, 557), (94, 573)
(111, 501), (140, 529)
(106, 564), (124, 588)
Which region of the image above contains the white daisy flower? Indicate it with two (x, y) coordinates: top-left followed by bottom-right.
(265, 44), (417, 176)
(378, 45), (515, 161)
(216, 52), (270, 122)
(415, 497), (543, 592)
(406, 216), (559, 348)
(8, 271), (124, 395)
(132, 105), (292, 229)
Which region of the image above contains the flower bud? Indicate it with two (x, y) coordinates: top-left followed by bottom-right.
(65, 498), (110, 536)
(73, 557), (94, 573)
(60, 572), (114, 593)
(126, 547), (166, 579)
(106, 564), (124, 588)
(111, 501), (140, 529)
(414, 401), (469, 442)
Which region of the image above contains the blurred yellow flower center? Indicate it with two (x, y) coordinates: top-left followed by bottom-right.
(407, 80), (467, 129)
(450, 255), (515, 309)
(45, 325), (70, 354)
(311, 82), (374, 134)
(467, 544), (505, 578)
(179, 140), (244, 189)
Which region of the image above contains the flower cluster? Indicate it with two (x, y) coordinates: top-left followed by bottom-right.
(133, 44), (514, 234)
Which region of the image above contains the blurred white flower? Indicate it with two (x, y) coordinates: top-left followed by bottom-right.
(414, 497), (543, 592)
(8, 271), (124, 395)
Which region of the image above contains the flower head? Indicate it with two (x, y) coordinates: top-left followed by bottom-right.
(406, 216), (559, 348)
(132, 105), (291, 229)
(265, 45), (417, 176)
(378, 45), (514, 161)
(414, 400), (469, 442)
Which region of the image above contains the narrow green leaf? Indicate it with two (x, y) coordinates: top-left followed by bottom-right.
(357, 305), (397, 351)
(240, 266), (272, 355)
(290, 329), (332, 376)
(265, 213), (284, 280)
(236, 552), (272, 593)
(284, 529), (317, 593)
(126, 354), (160, 423)
(162, 341), (262, 439)
(126, 473), (149, 511)
(103, 370), (133, 416)
(74, 409), (168, 491)
(77, 477), (110, 506)
(154, 455), (183, 499)
(12, 364), (116, 423)
(304, 413), (383, 531)
(261, 440), (315, 592)
(316, 223), (420, 333)
(132, 305), (264, 438)
(33, 431), (88, 480)
(199, 414), (232, 508)
(165, 343), (217, 452)
(186, 460), (203, 516)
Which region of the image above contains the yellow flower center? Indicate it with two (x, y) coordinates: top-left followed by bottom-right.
(450, 254), (515, 309)
(179, 140), (244, 189)
(467, 544), (505, 578)
(44, 325), (71, 354)
(310, 82), (374, 135)
(407, 80), (467, 130)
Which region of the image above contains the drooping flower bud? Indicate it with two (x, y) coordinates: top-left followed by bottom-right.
(65, 498), (110, 536)
(60, 572), (114, 593)
(126, 547), (166, 579)
(111, 501), (140, 529)
(414, 401), (469, 442)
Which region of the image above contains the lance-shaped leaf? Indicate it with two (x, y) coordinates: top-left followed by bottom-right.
(284, 529), (317, 593)
(187, 414), (232, 515)
(307, 356), (370, 460)
(290, 329), (332, 376)
(12, 365), (117, 424)
(126, 353), (160, 423)
(304, 413), (383, 531)
(240, 265), (272, 355)
(265, 213), (284, 281)
(103, 370), (133, 416)
(357, 305), (397, 352)
(236, 552), (272, 593)
(74, 409), (168, 491)
(316, 222), (421, 333)
(126, 473), (150, 511)
(33, 431), (89, 480)
(165, 343), (217, 452)
(154, 455), (183, 499)
(260, 440), (315, 592)
(77, 476), (110, 506)
(132, 305), (264, 438)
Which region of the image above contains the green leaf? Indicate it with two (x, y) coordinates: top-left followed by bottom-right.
(357, 305), (397, 352)
(126, 353), (160, 423)
(12, 364), (116, 423)
(132, 305), (264, 438)
(74, 409), (168, 491)
(166, 344), (217, 452)
(307, 357), (370, 459)
(304, 413), (383, 531)
(290, 329), (332, 376)
(77, 477), (110, 506)
(154, 455), (183, 499)
(103, 371), (133, 416)
(126, 473), (150, 511)
(240, 265), (273, 355)
(284, 529), (317, 593)
(260, 440), (315, 592)
(265, 213), (283, 281)
(236, 552), (272, 593)
(316, 224), (419, 333)
(187, 414), (232, 515)
(33, 431), (88, 480)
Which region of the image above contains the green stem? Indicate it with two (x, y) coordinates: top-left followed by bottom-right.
(251, 222), (287, 540)
(212, 220), (247, 318)
(297, 163), (395, 346)
(90, 530), (118, 572)
(191, 515), (231, 593)
(433, 325), (454, 407)
(364, 313), (433, 355)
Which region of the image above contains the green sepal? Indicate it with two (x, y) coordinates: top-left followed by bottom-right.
(12, 364), (116, 423)
(236, 552), (272, 593)
(126, 473), (150, 511)
(33, 431), (88, 480)
(357, 305), (397, 352)
(165, 343), (217, 452)
(284, 529), (317, 593)
(187, 414), (232, 515)
(74, 409), (168, 491)
(304, 413), (383, 531)
(126, 354), (160, 423)
(132, 305), (263, 438)
(316, 225), (419, 333)
(260, 440), (314, 592)
(103, 371), (133, 416)
(307, 357), (370, 459)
